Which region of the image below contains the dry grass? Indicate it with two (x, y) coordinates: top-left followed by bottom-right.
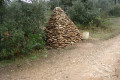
(79, 17), (120, 40)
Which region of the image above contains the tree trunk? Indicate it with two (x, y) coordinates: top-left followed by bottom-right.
(82, 0), (87, 3)
(0, 0), (4, 24)
(70, 0), (72, 6)
(115, 0), (117, 5)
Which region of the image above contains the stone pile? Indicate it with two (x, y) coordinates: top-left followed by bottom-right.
(45, 7), (81, 48)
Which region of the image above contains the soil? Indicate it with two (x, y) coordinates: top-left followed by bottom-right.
(0, 33), (120, 80)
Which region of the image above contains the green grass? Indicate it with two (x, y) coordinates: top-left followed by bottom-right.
(0, 49), (48, 67)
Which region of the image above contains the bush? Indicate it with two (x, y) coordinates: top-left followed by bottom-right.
(67, 1), (100, 25)
(0, 1), (46, 59)
(109, 4), (120, 17)
(96, 0), (113, 11)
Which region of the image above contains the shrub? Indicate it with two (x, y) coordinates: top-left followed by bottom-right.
(96, 0), (113, 11)
(109, 4), (120, 17)
(0, 1), (46, 59)
(67, 0), (100, 25)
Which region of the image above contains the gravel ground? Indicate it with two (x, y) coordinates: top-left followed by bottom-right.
(0, 33), (120, 80)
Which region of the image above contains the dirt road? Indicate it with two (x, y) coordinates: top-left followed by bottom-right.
(0, 33), (120, 80)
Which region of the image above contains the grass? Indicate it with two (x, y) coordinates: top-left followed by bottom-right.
(0, 49), (48, 67)
(77, 17), (120, 40)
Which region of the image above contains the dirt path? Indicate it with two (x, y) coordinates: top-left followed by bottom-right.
(0, 33), (120, 80)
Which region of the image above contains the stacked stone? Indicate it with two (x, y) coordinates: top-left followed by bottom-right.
(45, 7), (81, 48)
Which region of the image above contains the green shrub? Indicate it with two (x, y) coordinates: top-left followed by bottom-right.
(0, 1), (46, 59)
(109, 4), (120, 17)
(96, 0), (113, 11)
(67, 0), (100, 25)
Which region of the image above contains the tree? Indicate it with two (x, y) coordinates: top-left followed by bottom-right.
(114, 0), (117, 5)
(0, 0), (10, 24)
(49, 0), (60, 9)
(81, 0), (88, 3)
(0, 0), (4, 24)
(118, 0), (120, 3)
(49, 0), (73, 11)
(60, 0), (73, 11)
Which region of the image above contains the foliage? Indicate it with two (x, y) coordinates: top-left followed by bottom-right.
(109, 4), (120, 17)
(0, 0), (5, 24)
(0, 0), (120, 60)
(49, 0), (60, 9)
(0, 1), (46, 59)
(97, 0), (113, 11)
(49, 0), (119, 27)
(67, 0), (101, 26)
(49, 0), (73, 11)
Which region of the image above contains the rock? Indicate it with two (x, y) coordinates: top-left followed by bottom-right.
(45, 7), (81, 48)
(82, 32), (89, 40)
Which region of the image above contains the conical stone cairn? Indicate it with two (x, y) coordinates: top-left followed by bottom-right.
(45, 7), (82, 48)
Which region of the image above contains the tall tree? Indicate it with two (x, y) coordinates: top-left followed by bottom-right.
(49, 0), (73, 11)
(81, 0), (87, 3)
(0, 0), (4, 24)
(114, 0), (119, 5)
(59, 0), (73, 11)
(0, 0), (10, 24)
